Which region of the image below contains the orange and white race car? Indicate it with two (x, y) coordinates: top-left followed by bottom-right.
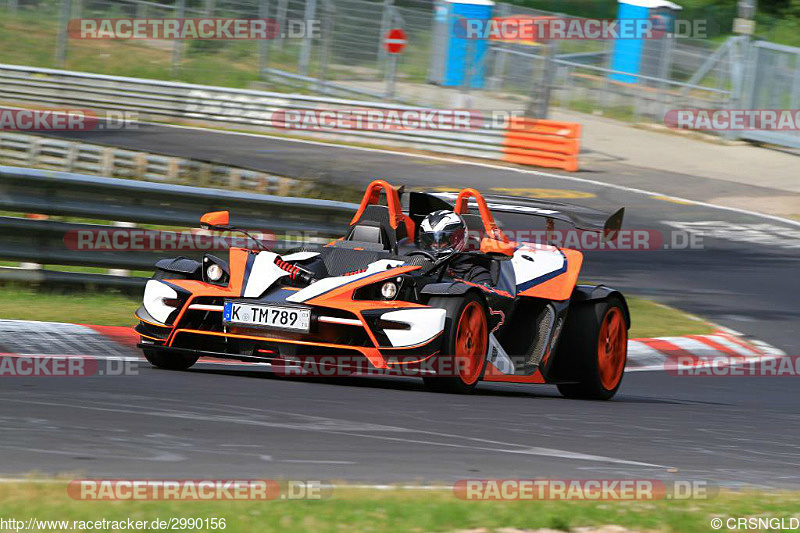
(136, 180), (630, 399)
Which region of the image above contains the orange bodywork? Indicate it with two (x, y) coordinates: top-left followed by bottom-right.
(200, 210), (230, 227)
(454, 188), (510, 244)
(484, 361), (547, 383)
(350, 179), (415, 239)
(156, 249), (430, 370)
(141, 181), (598, 386)
(517, 247), (583, 301)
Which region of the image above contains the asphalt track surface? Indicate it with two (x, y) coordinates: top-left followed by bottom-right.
(4, 124), (798, 487)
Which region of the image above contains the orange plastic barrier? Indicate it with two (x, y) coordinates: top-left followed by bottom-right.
(503, 117), (581, 172)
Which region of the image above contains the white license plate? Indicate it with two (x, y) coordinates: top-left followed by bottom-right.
(223, 301), (311, 332)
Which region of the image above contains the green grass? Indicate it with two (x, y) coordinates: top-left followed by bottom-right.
(627, 296), (713, 339)
(0, 287), (140, 327)
(0, 286), (713, 338)
(1, 482), (800, 532)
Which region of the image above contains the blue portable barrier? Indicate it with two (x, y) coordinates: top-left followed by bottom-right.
(610, 0), (681, 83)
(429, 0), (494, 88)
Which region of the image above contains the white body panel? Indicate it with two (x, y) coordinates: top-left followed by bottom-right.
(243, 251), (290, 298)
(380, 308), (447, 348)
(510, 245), (566, 290)
(487, 333), (515, 374)
(143, 280), (179, 324)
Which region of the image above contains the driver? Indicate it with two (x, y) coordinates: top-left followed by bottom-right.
(418, 210), (492, 286)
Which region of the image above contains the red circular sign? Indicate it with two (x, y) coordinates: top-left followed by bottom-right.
(383, 28), (407, 54)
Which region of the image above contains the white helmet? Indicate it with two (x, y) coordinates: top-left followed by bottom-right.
(419, 210), (467, 255)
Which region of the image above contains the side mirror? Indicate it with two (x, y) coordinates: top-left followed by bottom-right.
(200, 210), (230, 229)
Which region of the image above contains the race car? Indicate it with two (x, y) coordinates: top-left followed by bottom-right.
(136, 180), (630, 399)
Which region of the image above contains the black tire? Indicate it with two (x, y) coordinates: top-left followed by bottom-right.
(422, 292), (489, 394)
(142, 348), (199, 371)
(555, 296), (628, 400)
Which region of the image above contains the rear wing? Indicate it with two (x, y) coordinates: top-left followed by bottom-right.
(430, 192), (625, 241)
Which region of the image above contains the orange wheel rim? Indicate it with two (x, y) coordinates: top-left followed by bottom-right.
(597, 307), (626, 390)
(455, 301), (487, 385)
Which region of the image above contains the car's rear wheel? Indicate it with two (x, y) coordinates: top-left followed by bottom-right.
(423, 293), (488, 394)
(555, 297), (627, 400)
(142, 348), (199, 371)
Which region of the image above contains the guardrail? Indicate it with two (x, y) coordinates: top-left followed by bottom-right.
(0, 165), (357, 291)
(0, 63), (581, 171)
(0, 132), (308, 195)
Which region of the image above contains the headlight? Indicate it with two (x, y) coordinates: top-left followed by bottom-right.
(353, 276), (410, 301)
(206, 263), (223, 281)
(381, 281), (398, 299)
(202, 254), (229, 284)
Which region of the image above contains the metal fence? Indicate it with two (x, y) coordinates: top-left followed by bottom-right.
(2, 0), (798, 147)
(741, 40), (800, 149)
(0, 165), (356, 289)
(546, 41), (739, 123)
(1, 0), (739, 115)
(264, 0), (435, 99)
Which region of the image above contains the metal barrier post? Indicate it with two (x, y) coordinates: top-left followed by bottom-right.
(299, 0), (318, 76)
(600, 59), (610, 112)
(727, 37), (753, 142)
(317, 0), (335, 93)
(489, 47), (506, 92)
(562, 65), (574, 110)
(386, 52), (398, 99)
(55, 0), (71, 68)
(488, 3), (509, 91)
(275, 0), (288, 51)
(526, 42), (555, 118)
(385, 6), (403, 100)
(378, 0), (394, 67)
(658, 33), (675, 121)
(456, 39), (474, 108)
(172, 0), (186, 77)
(259, 0), (272, 78)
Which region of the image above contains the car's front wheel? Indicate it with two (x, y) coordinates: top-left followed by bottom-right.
(555, 296), (628, 400)
(422, 292), (488, 394)
(142, 348), (199, 371)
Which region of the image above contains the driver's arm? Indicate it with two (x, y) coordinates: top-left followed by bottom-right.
(448, 255), (492, 285)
